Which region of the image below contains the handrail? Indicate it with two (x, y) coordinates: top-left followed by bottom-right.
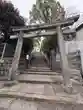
(1, 43), (6, 60)
(0, 43), (7, 63)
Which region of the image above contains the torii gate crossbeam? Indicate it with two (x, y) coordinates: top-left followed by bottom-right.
(11, 19), (74, 33)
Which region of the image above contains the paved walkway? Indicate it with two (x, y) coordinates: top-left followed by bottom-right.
(0, 66), (83, 110)
(0, 82), (83, 110)
(0, 53), (83, 110)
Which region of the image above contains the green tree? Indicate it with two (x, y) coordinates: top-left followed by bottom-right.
(0, 0), (25, 42)
(30, 0), (65, 23)
(29, 0), (65, 56)
(0, 0), (33, 54)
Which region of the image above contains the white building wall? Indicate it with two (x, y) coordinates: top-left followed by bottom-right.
(76, 28), (83, 51)
(65, 41), (78, 54)
(64, 28), (83, 54)
(76, 28), (83, 41)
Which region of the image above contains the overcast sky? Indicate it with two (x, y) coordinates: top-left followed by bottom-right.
(6, 0), (83, 18)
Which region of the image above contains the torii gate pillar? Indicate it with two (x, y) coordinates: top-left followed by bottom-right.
(57, 26), (73, 93)
(8, 31), (24, 80)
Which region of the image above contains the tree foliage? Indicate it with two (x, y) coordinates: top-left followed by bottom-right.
(0, 0), (33, 53)
(0, 0), (25, 42)
(29, 0), (65, 55)
(41, 35), (58, 53)
(30, 0), (65, 23)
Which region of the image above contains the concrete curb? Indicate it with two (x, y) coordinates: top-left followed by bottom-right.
(18, 79), (81, 86)
(0, 91), (83, 105)
(20, 71), (61, 75)
(18, 79), (63, 84)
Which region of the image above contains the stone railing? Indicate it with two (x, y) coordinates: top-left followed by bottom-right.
(43, 50), (58, 71)
(42, 52), (50, 67)
(0, 59), (10, 77)
(0, 57), (22, 79)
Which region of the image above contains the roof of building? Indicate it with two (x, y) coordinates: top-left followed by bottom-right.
(71, 14), (83, 31)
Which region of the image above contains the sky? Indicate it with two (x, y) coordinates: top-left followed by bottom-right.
(59, 0), (83, 15)
(6, 0), (83, 18)
(6, 0), (36, 18)
(59, 0), (83, 10)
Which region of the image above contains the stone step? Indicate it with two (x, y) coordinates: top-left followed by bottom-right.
(20, 71), (61, 75)
(69, 61), (81, 65)
(27, 69), (52, 72)
(0, 83), (83, 107)
(18, 74), (81, 85)
(26, 67), (51, 69)
(69, 65), (80, 70)
(68, 58), (80, 62)
(0, 97), (83, 110)
(0, 92), (81, 104)
(68, 54), (80, 57)
(0, 76), (8, 81)
(27, 67), (51, 71)
(31, 67), (50, 69)
(26, 70), (52, 72)
(68, 51), (79, 55)
(19, 69), (82, 82)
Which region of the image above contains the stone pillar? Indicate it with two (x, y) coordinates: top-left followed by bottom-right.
(51, 50), (56, 71)
(8, 31), (24, 80)
(80, 52), (83, 79)
(57, 26), (73, 93)
(79, 49), (83, 79)
(49, 55), (52, 69)
(77, 42), (83, 79)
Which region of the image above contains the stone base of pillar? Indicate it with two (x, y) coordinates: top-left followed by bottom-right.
(61, 83), (77, 94)
(4, 80), (18, 87)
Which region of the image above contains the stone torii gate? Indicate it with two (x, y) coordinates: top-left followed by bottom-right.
(8, 16), (79, 93)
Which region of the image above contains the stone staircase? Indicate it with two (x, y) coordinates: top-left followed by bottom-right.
(67, 51), (83, 80)
(56, 51), (81, 70)
(0, 57), (25, 80)
(0, 52), (83, 109)
(68, 51), (81, 70)
(17, 54), (82, 85)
